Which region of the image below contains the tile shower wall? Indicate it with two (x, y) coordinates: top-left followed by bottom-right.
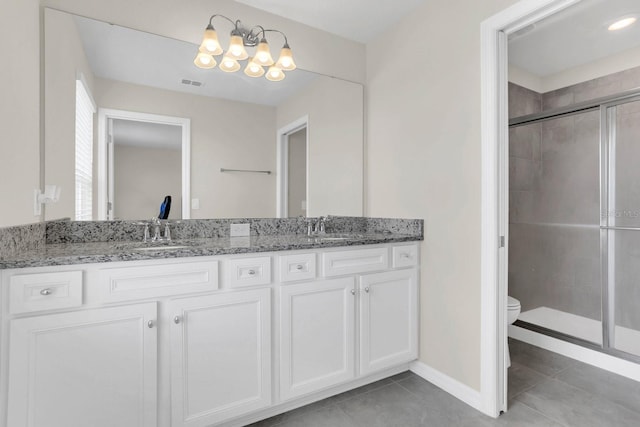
(509, 65), (640, 328)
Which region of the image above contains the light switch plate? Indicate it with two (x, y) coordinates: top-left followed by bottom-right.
(230, 223), (250, 237)
(191, 198), (200, 210)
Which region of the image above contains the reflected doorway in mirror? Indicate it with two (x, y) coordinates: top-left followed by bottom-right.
(97, 109), (191, 220)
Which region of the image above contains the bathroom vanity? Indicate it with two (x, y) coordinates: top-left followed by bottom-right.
(0, 219), (421, 427)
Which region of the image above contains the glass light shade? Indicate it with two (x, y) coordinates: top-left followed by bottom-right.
(220, 55), (241, 73)
(244, 58), (265, 77)
(228, 35), (249, 60)
(265, 66), (285, 82)
(199, 26), (223, 56)
(275, 46), (296, 71)
(193, 52), (217, 69)
(253, 40), (274, 66)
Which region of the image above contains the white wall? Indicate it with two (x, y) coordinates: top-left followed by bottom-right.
(0, 0), (40, 227)
(95, 77), (277, 219)
(278, 77), (364, 217)
(44, 8), (96, 221)
(366, 0), (519, 391)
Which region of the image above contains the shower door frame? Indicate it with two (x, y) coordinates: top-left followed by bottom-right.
(507, 90), (640, 364)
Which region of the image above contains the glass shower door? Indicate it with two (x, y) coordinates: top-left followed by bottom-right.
(606, 97), (640, 358)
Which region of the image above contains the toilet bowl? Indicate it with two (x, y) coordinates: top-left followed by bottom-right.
(507, 296), (521, 367)
(508, 296), (521, 324)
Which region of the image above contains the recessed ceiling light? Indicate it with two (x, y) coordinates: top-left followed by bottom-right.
(608, 16), (637, 31)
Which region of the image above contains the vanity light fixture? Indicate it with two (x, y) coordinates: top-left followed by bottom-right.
(194, 14), (296, 81)
(608, 16), (637, 31)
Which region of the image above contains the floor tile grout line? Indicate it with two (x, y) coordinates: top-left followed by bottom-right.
(511, 397), (572, 427)
(548, 371), (640, 419)
(518, 375), (640, 423)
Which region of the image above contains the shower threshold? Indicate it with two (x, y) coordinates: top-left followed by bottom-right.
(518, 307), (640, 358)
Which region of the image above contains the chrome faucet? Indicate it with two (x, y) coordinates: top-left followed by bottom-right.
(306, 216), (328, 236)
(149, 217), (171, 242)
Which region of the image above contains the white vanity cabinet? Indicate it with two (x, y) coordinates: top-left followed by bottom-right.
(0, 241), (420, 427)
(278, 244), (419, 401)
(7, 303), (158, 427)
(359, 269), (418, 375)
(279, 277), (356, 400)
(169, 288), (272, 427)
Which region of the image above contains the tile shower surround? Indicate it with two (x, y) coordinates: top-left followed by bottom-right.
(509, 65), (640, 331)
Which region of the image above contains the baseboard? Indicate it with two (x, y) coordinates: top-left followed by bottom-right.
(409, 361), (483, 413)
(510, 325), (640, 382)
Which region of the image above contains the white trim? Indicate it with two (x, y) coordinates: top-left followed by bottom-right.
(97, 109), (191, 220)
(510, 325), (640, 382)
(276, 116), (309, 218)
(409, 361), (482, 412)
(480, 0), (584, 417)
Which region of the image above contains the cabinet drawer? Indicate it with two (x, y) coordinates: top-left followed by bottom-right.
(99, 260), (218, 301)
(226, 256), (271, 288)
(322, 247), (389, 277)
(279, 253), (316, 283)
(392, 244), (419, 268)
(9, 271), (83, 314)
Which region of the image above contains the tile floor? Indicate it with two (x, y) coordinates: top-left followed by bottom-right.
(249, 338), (640, 426)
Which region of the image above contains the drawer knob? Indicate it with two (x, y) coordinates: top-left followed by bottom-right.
(401, 253), (412, 259)
(174, 316), (181, 324)
(40, 288), (53, 296)
(248, 269), (256, 276)
(295, 264), (304, 271)
(147, 320), (154, 329)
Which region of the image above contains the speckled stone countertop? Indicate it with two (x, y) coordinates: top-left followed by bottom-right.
(0, 232), (421, 269)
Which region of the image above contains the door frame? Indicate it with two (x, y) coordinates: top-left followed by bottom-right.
(276, 116), (309, 218)
(480, 0), (584, 416)
(97, 109), (191, 220)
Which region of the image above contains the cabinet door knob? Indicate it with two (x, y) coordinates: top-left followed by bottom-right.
(364, 287), (370, 293)
(248, 269), (256, 276)
(147, 320), (154, 328)
(174, 316), (181, 324)
(295, 264), (304, 271)
(40, 288), (52, 296)
(350, 289), (356, 296)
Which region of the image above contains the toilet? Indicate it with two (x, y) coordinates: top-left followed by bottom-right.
(506, 296), (521, 367)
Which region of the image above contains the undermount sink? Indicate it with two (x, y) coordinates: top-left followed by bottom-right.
(133, 245), (189, 251)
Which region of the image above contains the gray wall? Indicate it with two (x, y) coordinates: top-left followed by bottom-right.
(509, 65), (640, 331)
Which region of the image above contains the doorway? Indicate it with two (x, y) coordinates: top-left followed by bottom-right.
(97, 109), (191, 220)
(277, 116), (309, 218)
(482, 0), (640, 417)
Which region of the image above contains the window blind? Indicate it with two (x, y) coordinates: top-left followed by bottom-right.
(75, 79), (96, 221)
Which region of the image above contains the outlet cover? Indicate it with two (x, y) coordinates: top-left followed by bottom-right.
(230, 223), (250, 237)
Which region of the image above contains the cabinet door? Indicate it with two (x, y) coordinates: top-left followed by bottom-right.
(170, 288), (271, 427)
(279, 277), (355, 401)
(7, 303), (158, 427)
(360, 269), (418, 375)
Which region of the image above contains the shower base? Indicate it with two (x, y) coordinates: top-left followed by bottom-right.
(519, 307), (640, 357)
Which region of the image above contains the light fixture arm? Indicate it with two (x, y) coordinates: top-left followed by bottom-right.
(207, 14), (236, 29)
(263, 29), (290, 47)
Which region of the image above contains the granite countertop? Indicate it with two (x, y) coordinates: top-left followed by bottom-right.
(0, 232), (422, 269)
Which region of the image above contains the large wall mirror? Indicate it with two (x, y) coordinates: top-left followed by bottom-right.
(43, 8), (364, 221)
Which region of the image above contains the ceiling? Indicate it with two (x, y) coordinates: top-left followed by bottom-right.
(235, 0), (427, 43)
(509, 0), (640, 77)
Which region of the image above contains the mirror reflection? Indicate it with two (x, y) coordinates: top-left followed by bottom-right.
(44, 8), (364, 221)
